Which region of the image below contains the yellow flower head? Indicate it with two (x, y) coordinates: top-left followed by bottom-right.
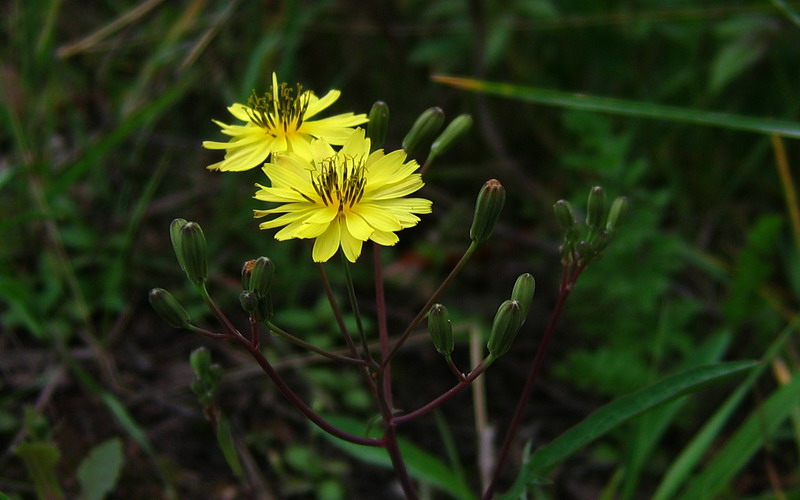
(203, 73), (368, 171)
(254, 129), (432, 263)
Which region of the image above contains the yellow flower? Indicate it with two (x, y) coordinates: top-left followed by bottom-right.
(254, 129), (432, 263)
(203, 73), (368, 171)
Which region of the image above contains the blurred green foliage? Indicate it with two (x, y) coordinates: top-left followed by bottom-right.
(3, 0), (800, 497)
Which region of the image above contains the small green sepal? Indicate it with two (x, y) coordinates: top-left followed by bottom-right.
(429, 114), (472, 161)
(428, 303), (454, 356)
(149, 288), (191, 329)
(487, 299), (522, 358)
(170, 218), (188, 272)
(511, 273), (536, 321)
(402, 107), (445, 156)
(367, 101), (389, 152)
(180, 222), (208, 285)
(606, 196), (629, 232)
(470, 179), (506, 243)
(586, 186), (607, 232)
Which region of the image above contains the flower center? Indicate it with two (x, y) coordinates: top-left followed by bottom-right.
(311, 155), (366, 214)
(246, 83), (311, 137)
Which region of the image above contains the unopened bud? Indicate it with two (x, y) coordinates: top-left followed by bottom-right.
(586, 186), (606, 232)
(170, 218), (188, 272)
(247, 257), (274, 298)
(511, 273), (535, 321)
(367, 101), (389, 151)
(428, 304), (454, 356)
(429, 114), (472, 161)
(149, 288), (191, 328)
(487, 300), (522, 358)
(180, 222), (208, 285)
(239, 290), (259, 314)
(606, 196), (629, 232)
(241, 259), (256, 289)
(402, 107), (445, 156)
(257, 294), (273, 322)
(553, 200), (578, 240)
(470, 179), (505, 243)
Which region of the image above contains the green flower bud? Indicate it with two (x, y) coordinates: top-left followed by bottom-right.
(553, 200), (578, 240)
(149, 288), (191, 329)
(586, 186), (606, 232)
(257, 293), (273, 322)
(239, 290), (259, 314)
(241, 259), (256, 290)
(402, 107), (445, 156)
(247, 257), (275, 298)
(180, 222), (208, 285)
(427, 303), (454, 356)
(487, 299), (523, 358)
(511, 273), (535, 321)
(429, 114), (472, 161)
(367, 101), (389, 151)
(470, 179), (506, 243)
(606, 196), (629, 232)
(170, 218), (188, 272)
(189, 347), (222, 405)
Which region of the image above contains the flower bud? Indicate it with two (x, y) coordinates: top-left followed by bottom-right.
(247, 257), (274, 298)
(487, 300), (522, 358)
(470, 179), (505, 243)
(553, 200), (578, 239)
(429, 114), (472, 161)
(427, 304), (454, 356)
(511, 273), (535, 321)
(402, 107), (445, 156)
(586, 186), (606, 232)
(180, 222), (208, 285)
(241, 259), (256, 289)
(239, 290), (259, 314)
(367, 101), (389, 151)
(606, 196), (629, 232)
(170, 218), (188, 272)
(257, 294), (273, 322)
(149, 288), (191, 328)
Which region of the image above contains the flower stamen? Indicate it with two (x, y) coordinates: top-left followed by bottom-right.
(245, 83), (312, 136)
(311, 155), (367, 213)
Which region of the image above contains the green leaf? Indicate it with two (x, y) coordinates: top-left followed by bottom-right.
(709, 39), (767, 94)
(77, 438), (125, 500)
(215, 414), (244, 479)
(500, 361), (758, 499)
(681, 371), (800, 498)
(320, 415), (476, 500)
(15, 441), (64, 500)
(433, 75), (800, 138)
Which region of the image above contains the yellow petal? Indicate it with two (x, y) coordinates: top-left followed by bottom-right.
(340, 220), (364, 262)
(352, 204), (402, 231)
(312, 221), (341, 262)
(370, 230), (399, 246)
(340, 128), (369, 157)
(305, 89), (340, 118)
(228, 103), (252, 122)
(344, 211), (374, 240)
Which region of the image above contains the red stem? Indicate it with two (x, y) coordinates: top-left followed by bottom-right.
(481, 263), (585, 499)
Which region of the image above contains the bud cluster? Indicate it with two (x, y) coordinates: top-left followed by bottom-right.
(554, 186), (628, 266)
(240, 256), (275, 321)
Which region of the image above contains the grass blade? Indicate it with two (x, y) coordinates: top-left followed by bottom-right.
(433, 75), (800, 138)
(500, 361), (758, 499)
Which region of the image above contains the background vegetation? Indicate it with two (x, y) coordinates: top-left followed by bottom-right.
(3, 0), (800, 498)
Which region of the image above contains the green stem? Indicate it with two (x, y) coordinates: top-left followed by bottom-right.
(266, 322), (368, 366)
(341, 253), (372, 362)
(383, 240), (479, 366)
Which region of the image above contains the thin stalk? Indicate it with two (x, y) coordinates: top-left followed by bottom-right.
(199, 283), (245, 341)
(373, 244), (394, 409)
(375, 370), (418, 499)
(482, 263), (585, 500)
(241, 338), (382, 448)
(342, 254), (373, 362)
(395, 358), (490, 424)
(316, 261), (370, 360)
(772, 134), (800, 250)
(384, 240), (479, 366)
(267, 322), (368, 366)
